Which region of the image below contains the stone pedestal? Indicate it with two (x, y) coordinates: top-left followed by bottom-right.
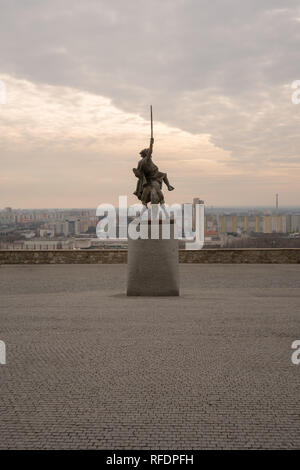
(127, 219), (179, 296)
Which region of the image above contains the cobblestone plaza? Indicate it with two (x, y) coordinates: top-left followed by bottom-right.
(0, 264), (299, 449)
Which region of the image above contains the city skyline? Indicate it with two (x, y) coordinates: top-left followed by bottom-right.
(2, 203), (300, 252)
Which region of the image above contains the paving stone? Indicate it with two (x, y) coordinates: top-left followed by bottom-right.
(0, 264), (299, 449)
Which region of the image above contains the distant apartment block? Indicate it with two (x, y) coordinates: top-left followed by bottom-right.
(217, 213), (300, 234)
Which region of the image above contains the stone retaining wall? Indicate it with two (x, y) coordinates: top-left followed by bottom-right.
(1, 249), (300, 264)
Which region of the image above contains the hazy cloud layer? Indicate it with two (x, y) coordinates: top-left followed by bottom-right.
(0, 1), (300, 206)
(1, 75), (232, 207)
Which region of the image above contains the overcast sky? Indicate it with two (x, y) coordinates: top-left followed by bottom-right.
(1, 0), (300, 208)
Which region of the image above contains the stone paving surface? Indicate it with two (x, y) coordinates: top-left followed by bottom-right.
(0, 264), (299, 449)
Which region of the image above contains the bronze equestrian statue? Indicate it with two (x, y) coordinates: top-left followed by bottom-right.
(133, 107), (174, 207)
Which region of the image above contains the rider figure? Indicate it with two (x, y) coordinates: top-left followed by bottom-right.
(133, 138), (174, 207)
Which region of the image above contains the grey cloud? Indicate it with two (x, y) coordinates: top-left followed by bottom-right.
(1, 0), (300, 167)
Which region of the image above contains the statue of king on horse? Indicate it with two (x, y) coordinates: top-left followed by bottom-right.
(133, 106), (175, 207)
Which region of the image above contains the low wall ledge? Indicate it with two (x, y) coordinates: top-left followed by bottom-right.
(0, 248), (300, 264)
